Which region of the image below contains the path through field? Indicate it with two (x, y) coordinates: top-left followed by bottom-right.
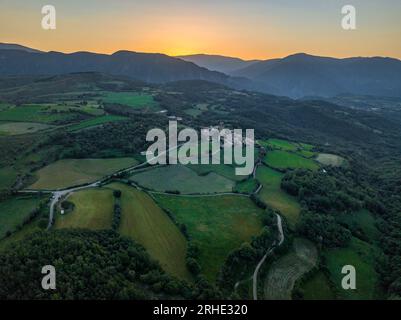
(252, 213), (284, 300)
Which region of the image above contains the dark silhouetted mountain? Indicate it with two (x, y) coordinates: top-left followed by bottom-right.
(0, 49), (242, 85)
(177, 54), (260, 74)
(233, 53), (401, 98)
(0, 43), (42, 53)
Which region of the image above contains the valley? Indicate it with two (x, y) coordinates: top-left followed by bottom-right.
(0, 72), (400, 301)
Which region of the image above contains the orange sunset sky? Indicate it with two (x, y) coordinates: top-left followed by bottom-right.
(1, 0), (401, 60)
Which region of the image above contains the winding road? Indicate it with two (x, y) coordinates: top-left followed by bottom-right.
(252, 213), (284, 300)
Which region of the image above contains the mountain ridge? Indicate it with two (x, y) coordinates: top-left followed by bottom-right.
(1, 43), (401, 98)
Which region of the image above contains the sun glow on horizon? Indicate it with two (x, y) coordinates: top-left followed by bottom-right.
(1, 0), (400, 60)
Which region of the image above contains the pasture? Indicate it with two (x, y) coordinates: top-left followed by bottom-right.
(260, 138), (298, 151)
(30, 158), (138, 190)
(154, 194), (265, 281)
(0, 105), (76, 123)
(0, 195), (45, 239)
(264, 238), (318, 300)
(107, 183), (191, 281)
(234, 178), (258, 194)
(256, 165), (301, 227)
(55, 188), (114, 230)
(323, 237), (381, 299)
(300, 271), (336, 300)
(130, 164), (235, 194)
(264, 150), (319, 171)
(102, 92), (158, 110)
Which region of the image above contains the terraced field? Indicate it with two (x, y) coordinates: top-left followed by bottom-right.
(130, 164), (235, 194)
(264, 238), (318, 300)
(30, 158), (138, 190)
(55, 188), (114, 230)
(256, 165), (301, 227)
(154, 194), (265, 281)
(107, 183), (191, 281)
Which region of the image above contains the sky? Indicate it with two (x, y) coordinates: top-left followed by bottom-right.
(0, 0), (400, 60)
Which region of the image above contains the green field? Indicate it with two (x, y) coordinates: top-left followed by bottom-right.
(234, 178), (258, 194)
(130, 164), (235, 194)
(0, 122), (54, 135)
(0, 167), (17, 190)
(67, 115), (127, 131)
(154, 194), (265, 281)
(102, 92), (158, 109)
(300, 271), (336, 300)
(55, 188), (114, 230)
(107, 183), (191, 281)
(0, 105), (76, 123)
(264, 238), (318, 300)
(264, 150), (319, 171)
(260, 138), (299, 151)
(30, 158), (138, 190)
(0, 220), (42, 251)
(323, 237), (381, 300)
(316, 153), (345, 167)
(256, 165), (301, 227)
(0, 195), (45, 238)
(296, 149), (316, 159)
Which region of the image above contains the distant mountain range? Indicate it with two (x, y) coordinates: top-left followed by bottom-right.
(232, 53), (401, 98)
(177, 54), (260, 74)
(1, 43), (401, 98)
(0, 43), (42, 53)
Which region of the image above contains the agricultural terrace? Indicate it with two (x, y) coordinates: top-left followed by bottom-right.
(264, 238), (318, 300)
